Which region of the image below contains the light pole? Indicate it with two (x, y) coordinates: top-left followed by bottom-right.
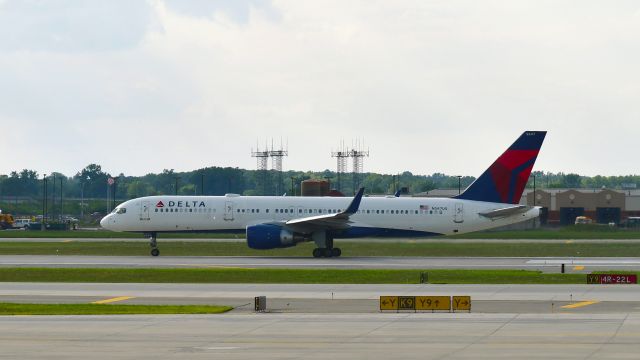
(60, 177), (63, 221)
(532, 174), (537, 206)
(42, 174), (47, 230)
(174, 176), (180, 195)
(80, 181), (84, 220)
(457, 176), (462, 195)
(290, 177), (296, 196)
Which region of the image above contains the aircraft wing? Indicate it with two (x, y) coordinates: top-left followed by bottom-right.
(284, 187), (364, 232)
(479, 205), (528, 219)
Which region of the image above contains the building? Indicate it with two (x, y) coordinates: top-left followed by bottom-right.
(417, 188), (640, 226)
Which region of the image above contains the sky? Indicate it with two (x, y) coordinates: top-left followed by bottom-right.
(1, 0), (639, 178)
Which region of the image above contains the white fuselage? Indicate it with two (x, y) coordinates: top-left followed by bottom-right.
(100, 195), (540, 237)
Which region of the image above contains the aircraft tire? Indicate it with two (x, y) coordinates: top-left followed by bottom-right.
(312, 248), (323, 258)
(151, 248), (160, 257)
(331, 248), (341, 257)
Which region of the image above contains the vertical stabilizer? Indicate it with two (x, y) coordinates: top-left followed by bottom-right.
(455, 131), (546, 204)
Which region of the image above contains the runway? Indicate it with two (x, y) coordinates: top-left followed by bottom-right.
(2, 313), (640, 359)
(3, 262), (640, 359)
(2, 255), (640, 271)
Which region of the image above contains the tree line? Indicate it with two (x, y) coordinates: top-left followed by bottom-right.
(0, 165), (638, 202)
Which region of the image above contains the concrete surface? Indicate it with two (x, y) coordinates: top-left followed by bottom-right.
(1, 313), (639, 359)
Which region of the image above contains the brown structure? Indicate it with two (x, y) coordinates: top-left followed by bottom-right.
(301, 180), (330, 197)
(529, 189), (626, 225)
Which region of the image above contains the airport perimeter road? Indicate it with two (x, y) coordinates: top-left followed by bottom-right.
(2, 255), (640, 271)
(2, 313), (639, 359)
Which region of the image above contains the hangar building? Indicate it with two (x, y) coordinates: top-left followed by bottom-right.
(418, 188), (640, 226)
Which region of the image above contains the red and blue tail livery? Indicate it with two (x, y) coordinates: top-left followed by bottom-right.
(456, 131), (546, 204)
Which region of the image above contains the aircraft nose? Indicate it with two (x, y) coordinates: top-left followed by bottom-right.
(100, 215), (111, 229)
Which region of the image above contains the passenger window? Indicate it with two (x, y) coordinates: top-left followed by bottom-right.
(266, 209), (269, 213)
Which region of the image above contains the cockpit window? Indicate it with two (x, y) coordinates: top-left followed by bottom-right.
(116, 208), (127, 214)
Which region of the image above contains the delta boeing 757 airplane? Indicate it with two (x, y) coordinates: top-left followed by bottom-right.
(101, 131), (546, 257)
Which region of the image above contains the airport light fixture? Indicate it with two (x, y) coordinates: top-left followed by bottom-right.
(42, 174), (47, 230)
(457, 176), (462, 195)
(174, 176), (181, 195)
(531, 174), (537, 206)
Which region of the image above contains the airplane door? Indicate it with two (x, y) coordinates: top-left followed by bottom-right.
(139, 201), (150, 221)
(454, 203), (464, 223)
(224, 201), (235, 221)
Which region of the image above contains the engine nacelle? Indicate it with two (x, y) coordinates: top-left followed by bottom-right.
(246, 224), (306, 250)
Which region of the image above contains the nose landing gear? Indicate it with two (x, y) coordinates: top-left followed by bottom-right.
(145, 232), (159, 256)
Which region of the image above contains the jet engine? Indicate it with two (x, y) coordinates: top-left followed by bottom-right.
(246, 224), (307, 249)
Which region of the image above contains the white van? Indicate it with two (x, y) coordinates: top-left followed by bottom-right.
(13, 219), (32, 229)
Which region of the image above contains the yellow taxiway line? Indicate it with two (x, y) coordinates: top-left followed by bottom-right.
(92, 296), (135, 304)
(573, 265), (585, 271)
(561, 300), (599, 309)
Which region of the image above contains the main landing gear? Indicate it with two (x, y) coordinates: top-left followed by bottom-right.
(312, 247), (341, 258)
(146, 232), (159, 257)
(312, 232), (341, 258)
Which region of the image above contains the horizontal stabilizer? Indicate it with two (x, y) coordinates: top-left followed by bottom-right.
(479, 205), (528, 219)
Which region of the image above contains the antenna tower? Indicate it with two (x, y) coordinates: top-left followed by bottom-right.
(331, 140), (349, 192)
(269, 139), (288, 195)
(251, 141), (270, 195)
(350, 139), (369, 193)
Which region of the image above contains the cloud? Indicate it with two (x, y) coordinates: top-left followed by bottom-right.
(0, 1), (639, 177)
(0, 0), (154, 53)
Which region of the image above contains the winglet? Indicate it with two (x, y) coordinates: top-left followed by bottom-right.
(342, 187), (365, 215)
(394, 190), (401, 197)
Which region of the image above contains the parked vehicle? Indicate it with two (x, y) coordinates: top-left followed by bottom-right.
(0, 212), (15, 229)
(575, 216), (593, 225)
(13, 218), (33, 229)
(621, 217), (640, 228)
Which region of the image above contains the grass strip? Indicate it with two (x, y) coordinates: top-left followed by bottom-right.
(1, 241), (640, 257)
(0, 303), (231, 315)
(0, 267), (589, 284)
(0, 230), (242, 239)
